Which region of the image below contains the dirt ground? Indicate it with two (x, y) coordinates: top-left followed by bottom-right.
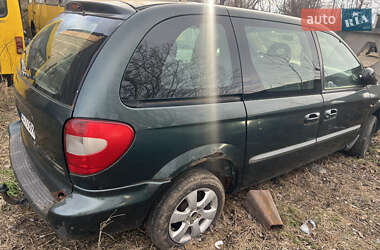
(0, 83), (379, 250)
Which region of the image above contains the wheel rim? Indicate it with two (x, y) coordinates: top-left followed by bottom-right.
(168, 188), (218, 244)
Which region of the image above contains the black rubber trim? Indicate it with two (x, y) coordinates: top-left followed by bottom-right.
(8, 121), (56, 214)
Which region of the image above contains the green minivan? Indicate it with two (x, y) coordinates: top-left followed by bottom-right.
(4, 0), (380, 249)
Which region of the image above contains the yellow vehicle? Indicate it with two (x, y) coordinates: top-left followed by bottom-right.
(0, 0), (24, 85)
(28, 0), (65, 36)
(27, 1), (183, 36)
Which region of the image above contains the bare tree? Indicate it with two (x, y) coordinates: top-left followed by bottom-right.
(277, 0), (322, 17)
(220, 0), (261, 9)
(345, 0), (370, 8)
(323, 0), (371, 8)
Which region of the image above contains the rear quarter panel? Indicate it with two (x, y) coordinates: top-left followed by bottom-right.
(72, 4), (246, 190)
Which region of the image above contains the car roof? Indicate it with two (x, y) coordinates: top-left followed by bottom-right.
(123, 1), (301, 25)
(65, 0), (301, 25)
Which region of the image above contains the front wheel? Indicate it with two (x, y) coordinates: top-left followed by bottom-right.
(146, 169), (225, 249)
(348, 115), (377, 158)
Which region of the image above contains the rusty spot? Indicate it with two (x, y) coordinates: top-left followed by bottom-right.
(223, 176), (233, 191)
(189, 157), (208, 167)
(52, 191), (67, 201)
(245, 190), (283, 229)
(189, 152), (226, 168)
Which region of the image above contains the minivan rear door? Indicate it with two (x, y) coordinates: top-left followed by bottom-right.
(230, 17), (324, 186)
(14, 13), (123, 191)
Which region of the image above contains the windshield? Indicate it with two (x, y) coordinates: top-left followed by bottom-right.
(26, 13), (122, 105)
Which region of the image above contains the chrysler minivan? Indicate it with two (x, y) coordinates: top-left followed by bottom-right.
(4, 1), (380, 249)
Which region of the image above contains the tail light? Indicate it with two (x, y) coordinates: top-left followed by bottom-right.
(15, 37), (23, 54)
(64, 119), (134, 175)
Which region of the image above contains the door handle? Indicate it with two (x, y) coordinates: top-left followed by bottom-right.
(324, 109), (338, 119)
(304, 112), (320, 124)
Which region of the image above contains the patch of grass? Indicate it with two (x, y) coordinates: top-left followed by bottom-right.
(330, 215), (341, 223)
(302, 237), (317, 249)
(0, 167), (21, 197)
(284, 206), (302, 228)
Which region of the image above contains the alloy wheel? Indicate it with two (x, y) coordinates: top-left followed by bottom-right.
(168, 188), (218, 244)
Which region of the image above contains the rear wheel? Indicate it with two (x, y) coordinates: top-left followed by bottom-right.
(1, 75), (13, 86)
(5, 75), (13, 87)
(348, 115), (377, 158)
(146, 169), (225, 249)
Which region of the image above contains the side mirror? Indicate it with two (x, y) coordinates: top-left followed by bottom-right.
(361, 67), (377, 85)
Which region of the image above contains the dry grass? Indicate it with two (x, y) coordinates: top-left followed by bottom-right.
(0, 82), (379, 250)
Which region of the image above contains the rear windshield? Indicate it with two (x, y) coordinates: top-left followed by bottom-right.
(26, 13), (122, 105)
(0, 0), (7, 18)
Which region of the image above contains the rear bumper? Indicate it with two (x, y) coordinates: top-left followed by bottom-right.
(9, 121), (169, 238)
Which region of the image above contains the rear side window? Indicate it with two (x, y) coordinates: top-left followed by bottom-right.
(26, 14), (122, 105)
(120, 15), (242, 107)
(0, 0), (7, 18)
(317, 31), (362, 89)
(232, 18), (320, 96)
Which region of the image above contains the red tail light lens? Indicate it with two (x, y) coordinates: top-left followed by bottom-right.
(15, 37), (23, 54)
(64, 119), (134, 175)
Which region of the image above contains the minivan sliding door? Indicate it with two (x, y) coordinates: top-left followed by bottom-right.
(231, 17), (324, 187)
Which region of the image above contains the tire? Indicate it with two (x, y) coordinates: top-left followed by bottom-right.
(146, 169), (225, 249)
(348, 115), (377, 158)
(31, 23), (36, 37)
(6, 75), (13, 87)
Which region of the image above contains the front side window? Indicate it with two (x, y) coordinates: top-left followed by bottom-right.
(26, 14), (122, 105)
(120, 15), (242, 106)
(317, 31), (362, 89)
(233, 18), (320, 95)
(0, 0), (7, 18)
